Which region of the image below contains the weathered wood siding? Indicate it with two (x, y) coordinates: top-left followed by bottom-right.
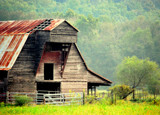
(35, 31), (50, 72)
(63, 44), (87, 81)
(61, 82), (87, 93)
(50, 22), (77, 43)
(62, 44), (87, 93)
(7, 31), (50, 93)
(7, 34), (36, 92)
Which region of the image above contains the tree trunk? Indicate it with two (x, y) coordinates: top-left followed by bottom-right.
(122, 88), (134, 99)
(133, 88), (135, 99)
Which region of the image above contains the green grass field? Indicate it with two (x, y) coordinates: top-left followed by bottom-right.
(0, 101), (160, 115)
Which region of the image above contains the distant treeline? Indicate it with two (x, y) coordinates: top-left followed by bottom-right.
(0, 0), (160, 82)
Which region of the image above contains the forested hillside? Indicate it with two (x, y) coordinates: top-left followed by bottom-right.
(0, 0), (160, 83)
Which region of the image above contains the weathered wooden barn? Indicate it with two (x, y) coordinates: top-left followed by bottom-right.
(0, 19), (112, 99)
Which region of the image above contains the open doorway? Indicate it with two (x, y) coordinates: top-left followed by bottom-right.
(44, 63), (54, 80)
(37, 82), (60, 92)
(0, 71), (7, 102)
(37, 82), (60, 104)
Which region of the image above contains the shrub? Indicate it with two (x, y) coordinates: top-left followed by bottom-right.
(150, 99), (160, 105)
(110, 85), (132, 99)
(0, 102), (5, 107)
(14, 95), (33, 106)
(85, 95), (97, 104)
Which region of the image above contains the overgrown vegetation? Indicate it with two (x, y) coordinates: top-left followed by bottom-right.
(110, 85), (132, 99)
(116, 56), (160, 99)
(14, 95), (33, 106)
(0, 100), (160, 115)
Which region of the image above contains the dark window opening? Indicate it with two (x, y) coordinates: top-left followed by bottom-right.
(37, 82), (60, 91)
(0, 71), (8, 94)
(45, 42), (71, 52)
(45, 42), (62, 51)
(44, 63), (54, 80)
(0, 71), (7, 81)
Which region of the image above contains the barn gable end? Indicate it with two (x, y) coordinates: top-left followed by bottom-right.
(50, 21), (78, 43)
(61, 43), (111, 93)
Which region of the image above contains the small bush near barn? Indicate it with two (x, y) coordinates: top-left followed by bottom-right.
(110, 85), (132, 99)
(14, 95), (32, 106)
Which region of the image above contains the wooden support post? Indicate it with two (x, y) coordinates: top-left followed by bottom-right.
(87, 87), (89, 95)
(91, 86), (93, 96)
(94, 86), (96, 97)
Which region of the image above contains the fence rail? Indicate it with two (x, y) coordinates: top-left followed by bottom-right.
(37, 90), (60, 104)
(6, 92), (37, 104)
(0, 93), (6, 102)
(44, 92), (84, 105)
(0, 91), (83, 106)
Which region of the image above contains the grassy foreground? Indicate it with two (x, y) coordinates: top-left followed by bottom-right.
(0, 101), (160, 115)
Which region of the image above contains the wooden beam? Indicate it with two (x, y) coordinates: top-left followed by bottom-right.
(91, 86), (93, 96)
(87, 87), (89, 95)
(94, 86), (96, 97)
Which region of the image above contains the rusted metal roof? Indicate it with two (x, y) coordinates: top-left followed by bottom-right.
(0, 34), (29, 70)
(44, 19), (79, 31)
(0, 20), (45, 35)
(0, 19), (46, 70)
(44, 19), (65, 31)
(0, 19), (78, 70)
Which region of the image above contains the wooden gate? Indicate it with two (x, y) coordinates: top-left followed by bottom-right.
(43, 92), (84, 105)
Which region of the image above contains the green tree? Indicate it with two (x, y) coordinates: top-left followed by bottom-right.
(116, 56), (160, 99)
(120, 28), (153, 59)
(147, 71), (160, 100)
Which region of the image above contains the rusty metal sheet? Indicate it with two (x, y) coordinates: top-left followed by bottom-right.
(44, 19), (79, 31)
(0, 19), (78, 71)
(44, 19), (65, 31)
(0, 19), (46, 70)
(0, 20), (45, 35)
(0, 34), (29, 70)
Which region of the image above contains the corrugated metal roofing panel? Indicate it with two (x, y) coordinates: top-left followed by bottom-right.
(0, 19), (78, 70)
(0, 34), (29, 70)
(0, 20), (45, 35)
(44, 19), (65, 31)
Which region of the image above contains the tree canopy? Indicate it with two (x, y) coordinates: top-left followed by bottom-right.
(116, 56), (160, 89)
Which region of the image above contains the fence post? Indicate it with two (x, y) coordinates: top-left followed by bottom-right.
(43, 95), (45, 104)
(35, 91), (37, 104)
(5, 91), (9, 105)
(83, 92), (85, 105)
(6, 91), (9, 104)
(115, 94), (116, 105)
(111, 91), (114, 104)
